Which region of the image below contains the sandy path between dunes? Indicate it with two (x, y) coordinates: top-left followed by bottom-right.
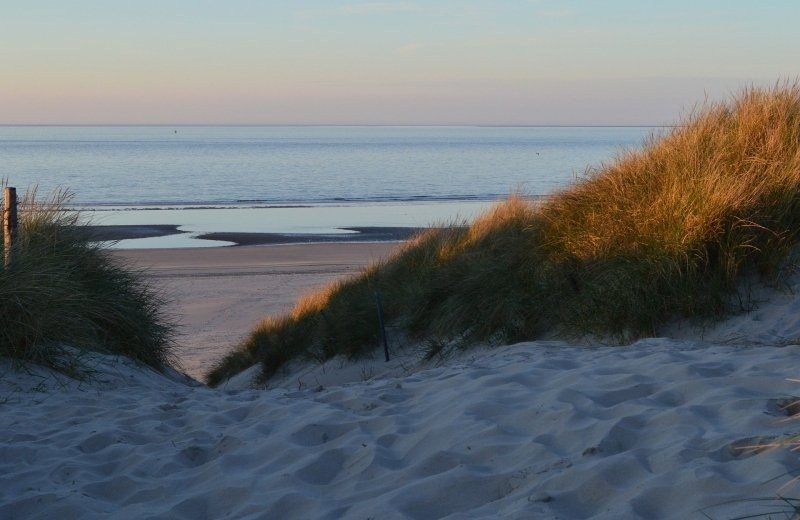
(4, 341), (800, 519)
(112, 243), (399, 381)
(7, 245), (800, 518)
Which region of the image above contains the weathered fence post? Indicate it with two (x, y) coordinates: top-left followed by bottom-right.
(3, 186), (17, 267)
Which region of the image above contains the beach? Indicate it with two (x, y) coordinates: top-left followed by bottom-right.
(3, 333), (800, 519)
(3, 238), (800, 519)
(113, 240), (400, 379)
(4, 1), (795, 517)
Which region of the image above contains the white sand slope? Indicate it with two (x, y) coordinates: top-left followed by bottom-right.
(3, 338), (800, 519)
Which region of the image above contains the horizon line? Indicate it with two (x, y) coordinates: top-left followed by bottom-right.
(0, 123), (673, 128)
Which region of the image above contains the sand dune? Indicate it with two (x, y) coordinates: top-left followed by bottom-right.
(4, 244), (800, 519)
(3, 338), (800, 519)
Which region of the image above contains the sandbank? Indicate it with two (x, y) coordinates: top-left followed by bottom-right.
(195, 227), (429, 246)
(83, 224), (183, 241)
(85, 223), (429, 247)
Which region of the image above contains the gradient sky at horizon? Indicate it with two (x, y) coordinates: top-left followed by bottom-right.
(1, 1), (798, 125)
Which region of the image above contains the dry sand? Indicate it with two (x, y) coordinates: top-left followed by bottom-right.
(3, 341), (800, 519)
(4, 244), (800, 519)
(113, 242), (399, 380)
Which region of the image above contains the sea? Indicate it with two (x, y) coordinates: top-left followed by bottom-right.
(0, 125), (656, 247)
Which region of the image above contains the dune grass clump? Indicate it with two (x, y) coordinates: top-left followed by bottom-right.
(207, 82), (800, 386)
(0, 188), (175, 374)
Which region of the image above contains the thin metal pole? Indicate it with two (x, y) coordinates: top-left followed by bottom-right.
(3, 187), (17, 267)
(374, 289), (390, 362)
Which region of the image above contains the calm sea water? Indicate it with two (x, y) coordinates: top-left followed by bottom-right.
(1, 126), (653, 205)
(0, 125), (655, 246)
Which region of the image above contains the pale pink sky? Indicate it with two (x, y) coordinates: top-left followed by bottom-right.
(2, 1), (797, 125)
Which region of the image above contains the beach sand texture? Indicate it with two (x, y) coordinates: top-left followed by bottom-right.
(3, 244), (800, 519)
(3, 340), (800, 519)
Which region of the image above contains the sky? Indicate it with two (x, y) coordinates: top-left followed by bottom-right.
(1, 1), (798, 125)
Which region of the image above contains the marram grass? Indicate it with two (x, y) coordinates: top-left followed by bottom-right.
(207, 82), (800, 387)
(0, 187), (176, 374)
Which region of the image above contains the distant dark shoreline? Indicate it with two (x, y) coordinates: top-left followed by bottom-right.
(82, 225), (429, 246)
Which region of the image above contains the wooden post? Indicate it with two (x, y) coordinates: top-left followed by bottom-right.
(3, 187), (17, 267)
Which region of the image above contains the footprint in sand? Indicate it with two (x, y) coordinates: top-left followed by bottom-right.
(766, 396), (800, 417)
(178, 445), (211, 468)
(290, 422), (357, 446)
(588, 383), (657, 408)
(688, 361), (736, 378)
(709, 435), (782, 461)
(176, 435), (243, 468)
(596, 416), (646, 455)
(77, 432), (120, 454)
(294, 448), (350, 485)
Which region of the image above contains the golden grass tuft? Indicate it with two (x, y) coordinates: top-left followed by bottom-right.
(0, 185), (176, 374)
(207, 81), (800, 386)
